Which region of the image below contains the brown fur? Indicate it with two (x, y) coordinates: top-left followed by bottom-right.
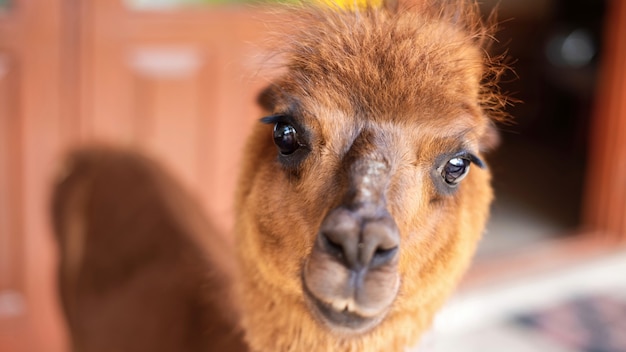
(235, 1), (503, 351)
(52, 148), (248, 352)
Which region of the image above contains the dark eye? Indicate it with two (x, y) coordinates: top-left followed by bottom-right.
(273, 122), (301, 155)
(442, 157), (471, 185)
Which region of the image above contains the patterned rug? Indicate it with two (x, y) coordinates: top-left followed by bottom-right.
(514, 294), (626, 352)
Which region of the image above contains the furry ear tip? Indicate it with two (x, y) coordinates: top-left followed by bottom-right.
(257, 85), (276, 112)
(479, 122), (501, 152)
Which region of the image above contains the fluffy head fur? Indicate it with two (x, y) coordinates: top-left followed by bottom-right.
(235, 1), (504, 351)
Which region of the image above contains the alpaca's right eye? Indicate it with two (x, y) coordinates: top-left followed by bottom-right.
(441, 157), (471, 186)
(273, 122), (301, 155)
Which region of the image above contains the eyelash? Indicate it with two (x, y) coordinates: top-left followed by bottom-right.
(453, 151), (485, 169)
(260, 114), (286, 125)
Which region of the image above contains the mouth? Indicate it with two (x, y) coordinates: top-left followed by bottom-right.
(302, 275), (389, 335)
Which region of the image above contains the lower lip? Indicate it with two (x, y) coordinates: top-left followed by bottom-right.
(303, 285), (384, 334)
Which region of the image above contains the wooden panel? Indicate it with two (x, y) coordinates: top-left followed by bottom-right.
(0, 53), (33, 352)
(195, 50), (224, 226)
(17, 0), (69, 349)
(583, 0), (626, 240)
(130, 47), (204, 192)
(0, 53), (27, 333)
(84, 4), (278, 234)
(0, 5), (30, 352)
(126, 43), (266, 233)
(0, 52), (26, 318)
(195, 37), (272, 233)
(0, 1), (69, 349)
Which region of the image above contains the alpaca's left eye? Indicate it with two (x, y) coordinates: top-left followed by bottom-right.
(273, 122), (301, 155)
(442, 157), (470, 185)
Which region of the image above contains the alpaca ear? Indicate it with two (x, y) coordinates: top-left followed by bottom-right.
(257, 85), (277, 113)
(479, 121), (501, 152)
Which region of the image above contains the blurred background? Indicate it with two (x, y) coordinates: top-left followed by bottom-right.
(0, 0), (625, 351)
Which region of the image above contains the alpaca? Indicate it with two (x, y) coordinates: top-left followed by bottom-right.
(234, 0), (504, 351)
(52, 149), (248, 352)
(52, 1), (505, 351)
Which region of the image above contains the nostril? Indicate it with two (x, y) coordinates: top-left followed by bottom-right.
(370, 246), (398, 268)
(317, 207), (399, 270)
(320, 232), (345, 260)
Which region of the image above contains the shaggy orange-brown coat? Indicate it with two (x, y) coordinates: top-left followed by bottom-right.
(235, 1), (504, 351)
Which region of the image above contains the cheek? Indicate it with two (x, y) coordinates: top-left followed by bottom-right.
(388, 167), (493, 302)
(387, 169), (423, 223)
(386, 171), (445, 273)
(248, 165), (325, 275)
(395, 203), (449, 285)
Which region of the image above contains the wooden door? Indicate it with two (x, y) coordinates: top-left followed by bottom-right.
(0, 0), (69, 351)
(79, 0), (274, 235)
(583, 0), (626, 239)
(2, 0), (278, 349)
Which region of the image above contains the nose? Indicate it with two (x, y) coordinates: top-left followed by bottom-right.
(317, 206), (400, 270)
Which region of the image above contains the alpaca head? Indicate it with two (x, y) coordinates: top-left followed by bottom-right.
(235, 1), (505, 350)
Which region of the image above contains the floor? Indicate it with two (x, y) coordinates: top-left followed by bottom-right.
(413, 251), (626, 352)
(476, 136), (585, 258)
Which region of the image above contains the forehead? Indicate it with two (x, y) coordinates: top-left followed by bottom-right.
(275, 7), (485, 124)
(281, 103), (486, 161)
(269, 85), (486, 155)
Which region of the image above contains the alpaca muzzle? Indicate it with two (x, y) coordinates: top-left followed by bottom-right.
(303, 203), (400, 334)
